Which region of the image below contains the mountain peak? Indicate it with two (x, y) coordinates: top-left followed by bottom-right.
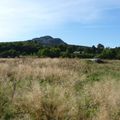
(31, 35), (67, 46)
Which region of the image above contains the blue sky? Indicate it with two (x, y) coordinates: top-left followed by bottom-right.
(0, 0), (120, 47)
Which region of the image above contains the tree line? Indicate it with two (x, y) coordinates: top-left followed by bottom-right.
(0, 41), (120, 59)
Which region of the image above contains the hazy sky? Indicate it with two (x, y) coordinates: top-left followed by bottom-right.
(0, 0), (120, 47)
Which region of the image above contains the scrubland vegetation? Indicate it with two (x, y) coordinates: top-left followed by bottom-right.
(0, 36), (120, 59)
(0, 58), (120, 120)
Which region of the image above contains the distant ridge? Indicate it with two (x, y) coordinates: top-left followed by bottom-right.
(30, 36), (67, 46)
(0, 35), (119, 59)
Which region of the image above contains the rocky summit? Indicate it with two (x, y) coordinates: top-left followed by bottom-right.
(31, 36), (67, 46)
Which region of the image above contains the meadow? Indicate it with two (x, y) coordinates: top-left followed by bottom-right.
(0, 58), (120, 120)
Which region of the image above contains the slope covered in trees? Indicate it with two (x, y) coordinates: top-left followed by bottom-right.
(0, 36), (120, 59)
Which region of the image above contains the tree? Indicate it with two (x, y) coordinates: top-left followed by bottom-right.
(92, 45), (97, 53)
(97, 44), (104, 50)
(97, 48), (116, 59)
(49, 48), (61, 58)
(97, 44), (104, 54)
(38, 48), (51, 57)
(0, 49), (18, 58)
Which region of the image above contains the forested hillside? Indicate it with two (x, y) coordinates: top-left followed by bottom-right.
(0, 36), (120, 59)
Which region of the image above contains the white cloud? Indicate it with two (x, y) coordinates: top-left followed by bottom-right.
(0, 0), (120, 41)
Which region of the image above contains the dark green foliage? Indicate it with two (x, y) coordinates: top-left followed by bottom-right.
(38, 48), (51, 57)
(97, 48), (116, 59)
(91, 45), (97, 53)
(97, 43), (104, 53)
(0, 41), (40, 57)
(0, 37), (119, 59)
(49, 48), (61, 58)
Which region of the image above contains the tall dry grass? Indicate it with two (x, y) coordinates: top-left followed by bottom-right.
(0, 58), (120, 120)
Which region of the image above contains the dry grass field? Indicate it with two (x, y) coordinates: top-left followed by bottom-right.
(0, 58), (120, 120)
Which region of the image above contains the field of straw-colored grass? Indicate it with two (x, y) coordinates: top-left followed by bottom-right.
(0, 58), (120, 120)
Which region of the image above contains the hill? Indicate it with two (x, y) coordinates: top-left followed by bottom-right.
(30, 36), (67, 46)
(0, 35), (119, 59)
